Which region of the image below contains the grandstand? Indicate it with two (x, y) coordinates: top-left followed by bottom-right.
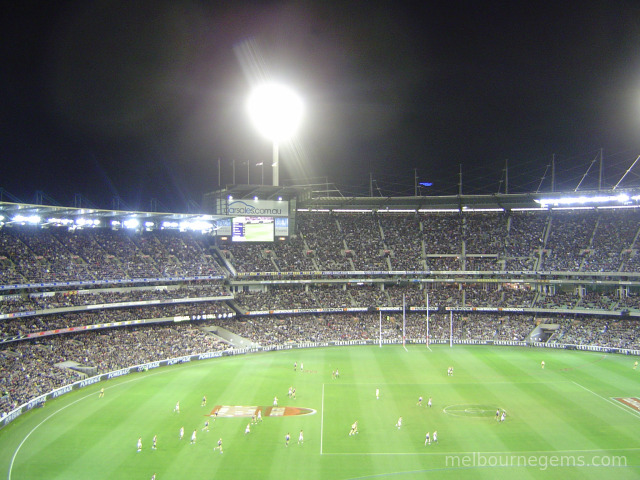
(0, 187), (639, 479)
(1, 187), (640, 419)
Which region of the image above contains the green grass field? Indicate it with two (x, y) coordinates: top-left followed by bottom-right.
(1, 345), (639, 479)
(243, 222), (274, 241)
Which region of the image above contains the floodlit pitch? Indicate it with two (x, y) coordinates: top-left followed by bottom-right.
(1, 345), (639, 480)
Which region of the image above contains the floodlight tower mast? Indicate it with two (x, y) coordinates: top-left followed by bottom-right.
(248, 83), (303, 187)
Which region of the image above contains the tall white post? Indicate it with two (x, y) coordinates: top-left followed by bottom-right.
(379, 310), (382, 348)
(426, 293), (430, 347)
(449, 311), (453, 348)
(402, 294), (406, 347)
(272, 142), (279, 186)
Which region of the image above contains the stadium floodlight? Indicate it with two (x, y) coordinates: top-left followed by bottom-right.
(247, 83), (303, 186)
(123, 219), (139, 230)
(535, 193), (631, 207)
(13, 215), (41, 224)
(179, 219), (214, 233)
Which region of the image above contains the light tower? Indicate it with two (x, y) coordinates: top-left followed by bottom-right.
(247, 83), (303, 186)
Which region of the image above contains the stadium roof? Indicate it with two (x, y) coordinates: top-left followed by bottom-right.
(3, 186), (640, 230)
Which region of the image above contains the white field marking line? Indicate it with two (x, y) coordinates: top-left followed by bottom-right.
(320, 383), (325, 455)
(610, 398), (640, 416)
(442, 404), (504, 418)
(8, 391), (101, 480)
(320, 447), (640, 456)
(403, 344), (409, 352)
(426, 345), (432, 352)
(323, 381), (572, 386)
(7, 370), (167, 480)
(571, 381), (640, 420)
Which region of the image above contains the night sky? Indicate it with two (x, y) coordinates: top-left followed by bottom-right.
(3, 0), (640, 211)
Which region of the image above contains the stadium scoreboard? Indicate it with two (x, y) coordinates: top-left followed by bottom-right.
(211, 198), (291, 241)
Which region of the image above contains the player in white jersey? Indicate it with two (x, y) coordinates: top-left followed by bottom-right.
(417, 396), (423, 406)
(152, 435), (157, 450)
(427, 397), (432, 408)
(174, 401), (180, 413)
(288, 387), (293, 398)
(285, 432), (290, 446)
(202, 420), (209, 432)
(433, 430), (438, 443)
(300, 362), (303, 371)
(245, 423), (251, 435)
(495, 409), (500, 421)
(179, 426), (184, 440)
(137, 437), (142, 452)
(298, 429), (304, 444)
(541, 360), (545, 369)
(424, 432), (430, 445)
(349, 421), (358, 436)
(376, 388), (379, 400)
(257, 409), (263, 422)
(500, 411), (506, 422)
(191, 430), (197, 444)
(396, 416), (402, 429)
(214, 438), (223, 454)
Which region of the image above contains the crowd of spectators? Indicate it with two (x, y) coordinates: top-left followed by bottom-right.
(0, 283), (228, 314)
(3, 209), (640, 418)
(0, 323), (226, 416)
(216, 312), (534, 346)
(271, 236), (317, 271)
(504, 211), (547, 258)
(297, 213), (352, 271)
(462, 285), (503, 307)
(540, 211), (599, 271)
(1, 307), (638, 417)
(234, 286), (317, 311)
(222, 244), (276, 273)
(0, 229), (224, 284)
(383, 284), (424, 307)
(465, 257), (501, 271)
(339, 214), (387, 270)
(420, 214), (462, 255)
(378, 214), (423, 270)
(552, 317), (640, 350)
(502, 287), (536, 307)
(584, 210), (638, 272)
(228, 283), (631, 313)
(0, 302), (233, 338)
(5, 210), (640, 281)
(464, 213), (507, 255)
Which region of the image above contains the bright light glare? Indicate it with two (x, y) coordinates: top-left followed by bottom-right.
(247, 83), (303, 141)
(123, 219), (139, 229)
(179, 220), (213, 232)
(535, 194), (632, 207)
(13, 215), (41, 224)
